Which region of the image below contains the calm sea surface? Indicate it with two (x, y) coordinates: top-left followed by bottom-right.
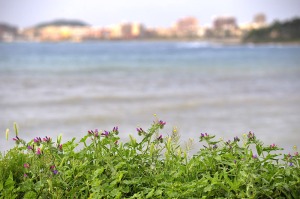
(1, 41), (300, 153)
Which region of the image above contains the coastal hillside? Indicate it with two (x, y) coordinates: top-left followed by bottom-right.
(35, 19), (89, 28)
(243, 18), (300, 43)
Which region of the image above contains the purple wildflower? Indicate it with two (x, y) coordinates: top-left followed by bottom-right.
(234, 136), (240, 142)
(12, 136), (20, 141)
(113, 126), (119, 134)
(58, 144), (63, 151)
(101, 130), (110, 137)
(226, 140), (231, 145)
(43, 136), (51, 143)
(247, 131), (255, 141)
(94, 132), (99, 138)
(27, 145), (33, 150)
(252, 154), (258, 159)
(34, 137), (42, 143)
(270, 143), (276, 148)
(289, 162), (293, 167)
(200, 133), (208, 138)
(137, 127), (145, 136)
(24, 163), (30, 168)
(36, 148), (41, 155)
(158, 120), (166, 129)
(52, 170), (59, 175)
(295, 152), (299, 156)
(287, 153), (293, 160)
(157, 135), (163, 143)
(13, 136), (21, 144)
(24, 173), (28, 178)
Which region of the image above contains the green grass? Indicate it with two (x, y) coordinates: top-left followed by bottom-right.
(1, 119), (299, 198)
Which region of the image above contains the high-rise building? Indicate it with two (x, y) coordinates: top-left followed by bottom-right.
(175, 17), (199, 37)
(213, 16), (237, 30)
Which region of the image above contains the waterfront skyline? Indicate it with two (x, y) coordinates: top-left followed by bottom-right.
(0, 0), (299, 28)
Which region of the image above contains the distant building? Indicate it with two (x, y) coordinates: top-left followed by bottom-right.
(213, 16), (237, 30)
(211, 16), (239, 38)
(175, 17), (199, 38)
(253, 13), (267, 28)
(120, 22), (145, 39)
(0, 23), (18, 42)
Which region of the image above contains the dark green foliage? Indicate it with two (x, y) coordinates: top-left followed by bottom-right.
(243, 18), (300, 43)
(1, 120), (299, 198)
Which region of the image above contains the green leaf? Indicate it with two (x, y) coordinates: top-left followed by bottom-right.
(215, 155), (222, 161)
(24, 191), (37, 199)
(0, 181), (3, 192)
(154, 189), (163, 196)
(146, 188), (155, 198)
(4, 172), (14, 190)
(203, 185), (212, 193)
(256, 144), (262, 156)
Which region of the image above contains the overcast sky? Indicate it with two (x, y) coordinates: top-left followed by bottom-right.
(0, 0), (299, 28)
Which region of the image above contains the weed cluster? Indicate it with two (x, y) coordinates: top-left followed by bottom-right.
(1, 120), (299, 198)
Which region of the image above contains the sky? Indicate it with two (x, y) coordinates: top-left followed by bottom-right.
(0, 0), (299, 28)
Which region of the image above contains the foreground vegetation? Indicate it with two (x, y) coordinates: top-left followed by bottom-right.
(1, 119), (299, 198)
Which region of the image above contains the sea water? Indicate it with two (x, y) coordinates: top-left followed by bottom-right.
(1, 41), (300, 153)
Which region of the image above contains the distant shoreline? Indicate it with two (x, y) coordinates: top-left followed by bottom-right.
(1, 38), (300, 46)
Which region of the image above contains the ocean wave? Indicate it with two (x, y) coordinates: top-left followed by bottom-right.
(176, 41), (216, 49)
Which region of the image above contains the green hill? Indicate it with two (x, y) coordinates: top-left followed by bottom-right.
(243, 18), (300, 43)
(35, 19), (89, 28)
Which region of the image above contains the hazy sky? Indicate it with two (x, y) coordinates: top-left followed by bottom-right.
(0, 0), (299, 28)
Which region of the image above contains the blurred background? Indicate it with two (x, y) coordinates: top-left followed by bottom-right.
(1, 0), (300, 153)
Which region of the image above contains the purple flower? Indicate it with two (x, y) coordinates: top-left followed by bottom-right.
(289, 162), (293, 167)
(43, 136), (51, 143)
(287, 153), (293, 160)
(94, 132), (99, 137)
(200, 133), (208, 138)
(270, 143), (276, 148)
(36, 148), (41, 155)
(52, 170), (58, 175)
(252, 154), (258, 159)
(58, 144), (63, 151)
(157, 135), (163, 143)
(24, 163), (30, 168)
(101, 130), (110, 137)
(12, 136), (22, 144)
(234, 136), (240, 142)
(24, 173), (28, 178)
(158, 120), (166, 129)
(295, 152), (299, 156)
(12, 136), (20, 141)
(137, 127), (145, 136)
(27, 145), (33, 150)
(113, 126), (119, 134)
(34, 137), (42, 143)
(247, 131), (255, 141)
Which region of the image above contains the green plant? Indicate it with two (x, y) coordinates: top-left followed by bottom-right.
(1, 119), (299, 198)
